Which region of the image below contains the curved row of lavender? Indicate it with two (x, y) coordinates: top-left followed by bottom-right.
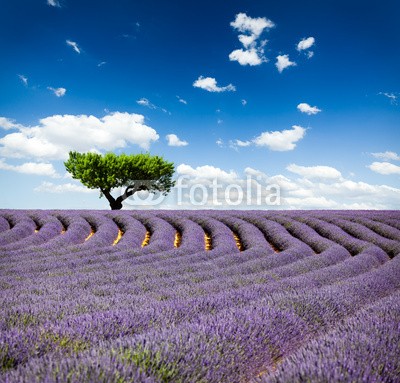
(0, 209), (399, 383)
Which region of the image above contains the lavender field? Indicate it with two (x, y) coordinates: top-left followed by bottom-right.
(0, 209), (399, 382)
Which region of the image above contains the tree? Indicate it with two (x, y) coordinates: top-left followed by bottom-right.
(64, 151), (175, 210)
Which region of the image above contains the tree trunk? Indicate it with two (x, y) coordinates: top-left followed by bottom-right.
(110, 200), (123, 210)
(100, 184), (149, 210)
(101, 188), (123, 210)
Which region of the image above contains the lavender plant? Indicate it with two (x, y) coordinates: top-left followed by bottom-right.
(0, 209), (399, 382)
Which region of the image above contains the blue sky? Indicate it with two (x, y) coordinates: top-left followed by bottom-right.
(0, 0), (399, 209)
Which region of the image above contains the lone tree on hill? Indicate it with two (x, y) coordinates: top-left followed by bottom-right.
(64, 151), (175, 210)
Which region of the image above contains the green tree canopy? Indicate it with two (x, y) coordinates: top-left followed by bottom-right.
(64, 151), (175, 209)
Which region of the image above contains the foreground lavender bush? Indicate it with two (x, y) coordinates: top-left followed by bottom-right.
(257, 290), (400, 383)
(0, 209), (399, 382)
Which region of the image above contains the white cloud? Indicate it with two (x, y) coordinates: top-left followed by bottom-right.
(368, 162), (400, 175)
(137, 98), (156, 109)
(253, 125), (306, 151)
(216, 138), (224, 147)
(229, 13), (274, 66)
(297, 102), (321, 115)
(66, 40), (81, 54)
(176, 96), (187, 105)
(284, 196), (337, 209)
(166, 134), (188, 147)
(177, 164), (238, 183)
(229, 48), (265, 66)
(18, 74), (28, 86)
(47, 0), (61, 6)
(276, 54), (296, 73)
(0, 112), (159, 160)
(238, 34), (258, 48)
(287, 164), (342, 179)
(232, 139), (251, 147)
(137, 98), (170, 114)
(371, 151), (400, 161)
(0, 159), (59, 177)
(169, 164), (400, 209)
(48, 87), (66, 97)
(193, 76), (236, 92)
(97, 61), (107, 67)
(0, 117), (23, 130)
(241, 99), (247, 106)
(230, 13), (275, 37)
(379, 92), (398, 105)
(297, 37), (315, 51)
(34, 181), (96, 194)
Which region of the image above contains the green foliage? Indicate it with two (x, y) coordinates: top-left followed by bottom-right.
(114, 344), (179, 382)
(64, 151), (175, 209)
(0, 345), (17, 372)
(64, 151), (175, 192)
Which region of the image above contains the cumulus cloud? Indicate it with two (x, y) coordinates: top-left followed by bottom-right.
(166, 134), (188, 147)
(229, 48), (265, 66)
(137, 98), (156, 109)
(368, 162), (400, 175)
(297, 102), (321, 115)
(231, 139), (251, 147)
(216, 138), (224, 148)
(47, 0), (61, 6)
(230, 13), (275, 36)
(238, 34), (258, 48)
(229, 13), (274, 66)
(287, 164), (342, 179)
(193, 76), (236, 92)
(241, 99), (247, 106)
(48, 87), (66, 97)
(0, 117), (24, 130)
(18, 74), (28, 86)
(0, 112), (159, 160)
(97, 61), (107, 67)
(170, 163), (400, 209)
(253, 125), (306, 151)
(66, 40), (81, 54)
(276, 54), (296, 73)
(0, 159), (59, 177)
(371, 151), (400, 161)
(177, 164), (238, 183)
(34, 181), (96, 194)
(231, 126), (306, 151)
(297, 37), (315, 51)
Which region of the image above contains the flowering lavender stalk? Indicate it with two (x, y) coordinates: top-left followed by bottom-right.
(256, 290), (400, 383)
(1, 214), (63, 251)
(0, 212), (36, 246)
(315, 214), (400, 258)
(0, 215), (10, 233)
(291, 214), (389, 263)
(1, 209), (399, 383)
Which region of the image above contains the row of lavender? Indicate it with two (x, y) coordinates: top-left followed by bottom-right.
(0, 209), (399, 382)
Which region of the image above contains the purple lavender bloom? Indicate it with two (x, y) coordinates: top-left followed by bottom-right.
(0, 209), (399, 382)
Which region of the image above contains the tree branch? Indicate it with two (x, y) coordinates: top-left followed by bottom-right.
(115, 182), (150, 206)
(100, 188), (120, 209)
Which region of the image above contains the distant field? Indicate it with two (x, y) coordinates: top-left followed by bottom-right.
(0, 209), (399, 382)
